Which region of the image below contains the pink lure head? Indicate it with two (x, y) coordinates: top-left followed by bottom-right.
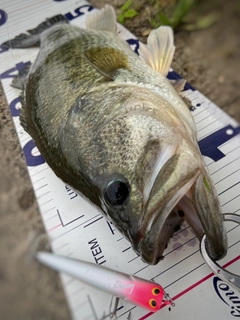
(121, 276), (172, 312)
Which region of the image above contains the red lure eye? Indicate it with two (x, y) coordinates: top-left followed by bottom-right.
(149, 299), (157, 308)
(152, 287), (161, 296)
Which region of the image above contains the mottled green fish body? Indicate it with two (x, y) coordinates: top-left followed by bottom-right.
(20, 5), (227, 264)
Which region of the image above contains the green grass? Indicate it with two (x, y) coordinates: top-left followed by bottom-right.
(149, 0), (218, 31)
(117, 0), (138, 24)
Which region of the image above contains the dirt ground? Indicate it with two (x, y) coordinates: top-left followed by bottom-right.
(0, 0), (239, 319)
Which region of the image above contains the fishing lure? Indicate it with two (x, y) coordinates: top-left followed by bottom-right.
(35, 251), (174, 312)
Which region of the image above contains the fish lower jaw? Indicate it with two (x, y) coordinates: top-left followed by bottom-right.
(139, 211), (184, 265)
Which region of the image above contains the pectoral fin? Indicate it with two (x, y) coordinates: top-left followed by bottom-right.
(84, 47), (130, 80)
(138, 26), (175, 77)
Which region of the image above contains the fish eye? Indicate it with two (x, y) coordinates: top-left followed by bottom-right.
(104, 180), (129, 206)
(149, 299), (157, 308)
(152, 287), (161, 295)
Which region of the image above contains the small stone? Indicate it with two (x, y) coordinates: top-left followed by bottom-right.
(141, 29), (151, 37)
(217, 74), (225, 83)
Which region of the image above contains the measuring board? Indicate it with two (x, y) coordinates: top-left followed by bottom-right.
(0, 1), (240, 319)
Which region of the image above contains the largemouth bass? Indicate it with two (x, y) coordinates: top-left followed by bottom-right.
(5, 5), (227, 264)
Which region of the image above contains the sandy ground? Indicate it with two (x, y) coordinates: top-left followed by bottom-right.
(0, 0), (239, 319)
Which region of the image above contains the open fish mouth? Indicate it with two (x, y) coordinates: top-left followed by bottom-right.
(128, 148), (201, 265)
(138, 172), (200, 264)
(131, 149), (228, 265)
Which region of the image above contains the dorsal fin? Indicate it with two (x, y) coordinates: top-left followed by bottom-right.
(1, 15), (68, 49)
(86, 5), (117, 33)
(84, 47), (130, 80)
(138, 26), (175, 77)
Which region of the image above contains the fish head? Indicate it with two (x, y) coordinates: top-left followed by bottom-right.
(62, 90), (227, 265)
(94, 140), (202, 265)
(87, 94), (207, 265)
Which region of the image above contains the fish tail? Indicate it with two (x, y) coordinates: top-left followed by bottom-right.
(1, 14), (68, 49)
(86, 5), (117, 33)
